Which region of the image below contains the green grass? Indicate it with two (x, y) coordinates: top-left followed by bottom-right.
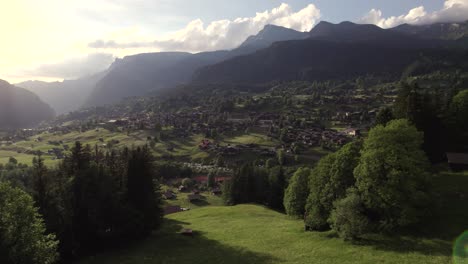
(0, 129), (151, 166)
(223, 133), (278, 147)
(162, 186), (224, 209)
(77, 171), (468, 264)
(0, 150), (58, 167)
(164, 192), (224, 209)
(79, 203), (461, 264)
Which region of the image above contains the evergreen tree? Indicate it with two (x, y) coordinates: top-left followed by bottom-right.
(447, 89), (468, 152)
(375, 107), (394, 126)
(207, 170), (216, 188)
(268, 166), (285, 211)
(127, 146), (162, 235)
(394, 82), (447, 163)
(32, 154), (49, 216)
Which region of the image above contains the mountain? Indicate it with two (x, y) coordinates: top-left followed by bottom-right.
(193, 39), (429, 84)
(192, 21), (457, 84)
(84, 25), (309, 107)
(239, 24), (308, 50)
(392, 21), (468, 40)
(17, 71), (106, 114)
(84, 52), (194, 107)
(308, 21), (445, 48)
(0, 80), (55, 129)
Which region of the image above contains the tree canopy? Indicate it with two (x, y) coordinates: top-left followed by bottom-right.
(353, 119), (432, 232)
(0, 182), (58, 264)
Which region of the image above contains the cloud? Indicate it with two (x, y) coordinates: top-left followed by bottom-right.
(25, 53), (115, 80)
(359, 0), (468, 28)
(88, 3), (321, 52)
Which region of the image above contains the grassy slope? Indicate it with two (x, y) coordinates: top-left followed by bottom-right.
(79, 203), (460, 264)
(78, 171), (468, 264)
(162, 187), (224, 209)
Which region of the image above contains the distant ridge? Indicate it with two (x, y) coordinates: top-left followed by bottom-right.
(391, 20), (468, 40)
(84, 25), (310, 107)
(0, 79), (55, 128)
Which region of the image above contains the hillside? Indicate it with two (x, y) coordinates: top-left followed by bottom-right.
(193, 39), (429, 84)
(0, 80), (55, 129)
(16, 71), (106, 114)
(192, 20), (462, 85)
(79, 192), (466, 264)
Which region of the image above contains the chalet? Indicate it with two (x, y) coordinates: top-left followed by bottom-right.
(343, 128), (361, 137)
(446, 153), (468, 171)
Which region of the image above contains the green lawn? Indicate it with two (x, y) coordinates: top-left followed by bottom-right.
(79, 203), (462, 264)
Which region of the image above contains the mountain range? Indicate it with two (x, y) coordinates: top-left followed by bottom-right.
(17, 71), (106, 115)
(14, 20), (468, 112)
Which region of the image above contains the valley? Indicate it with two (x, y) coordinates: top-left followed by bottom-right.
(0, 6), (467, 264)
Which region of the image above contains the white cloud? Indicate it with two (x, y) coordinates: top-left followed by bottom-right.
(88, 3), (321, 52)
(23, 53), (115, 80)
(359, 0), (468, 28)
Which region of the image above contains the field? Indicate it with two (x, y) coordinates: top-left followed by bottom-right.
(79, 171), (468, 264)
(0, 128), (328, 167)
(0, 129), (151, 166)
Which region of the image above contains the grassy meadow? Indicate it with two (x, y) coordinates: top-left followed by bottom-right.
(78, 171), (468, 264)
(79, 204), (462, 264)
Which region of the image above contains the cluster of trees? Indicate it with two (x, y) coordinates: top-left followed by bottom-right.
(222, 165), (286, 211)
(0, 142), (163, 262)
(284, 119), (433, 239)
(391, 83), (468, 161)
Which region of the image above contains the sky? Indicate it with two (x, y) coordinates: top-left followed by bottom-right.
(1, 0), (467, 83)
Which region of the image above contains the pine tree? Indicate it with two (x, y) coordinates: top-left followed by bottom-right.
(268, 166), (285, 211)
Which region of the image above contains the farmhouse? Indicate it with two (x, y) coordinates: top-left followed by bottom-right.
(343, 128), (361, 137)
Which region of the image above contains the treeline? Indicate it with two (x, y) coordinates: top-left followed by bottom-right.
(386, 83), (468, 161)
(222, 165), (286, 211)
(0, 143), (163, 263)
(284, 119), (433, 239)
